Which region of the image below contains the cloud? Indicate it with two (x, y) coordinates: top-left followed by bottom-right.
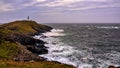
(0, 0), (46, 11)
(41, 0), (80, 7)
(69, 3), (120, 11)
(22, 0), (46, 7)
(0, 1), (14, 12)
(36, 0), (46, 2)
(82, 0), (108, 2)
(0, 0), (119, 13)
(37, 0), (110, 7)
(36, 0), (120, 12)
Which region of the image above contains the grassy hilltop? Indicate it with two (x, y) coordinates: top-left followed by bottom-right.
(1, 20), (52, 35)
(0, 20), (75, 68)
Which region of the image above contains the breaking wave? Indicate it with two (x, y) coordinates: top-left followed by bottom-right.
(34, 29), (82, 67)
(96, 26), (119, 29)
(34, 29), (120, 68)
(42, 29), (66, 37)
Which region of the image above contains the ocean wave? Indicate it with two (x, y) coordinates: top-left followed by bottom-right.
(51, 29), (64, 33)
(39, 36), (80, 67)
(43, 29), (66, 37)
(35, 29), (93, 68)
(96, 26), (119, 29)
(34, 28), (120, 68)
(38, 36), (97, 68)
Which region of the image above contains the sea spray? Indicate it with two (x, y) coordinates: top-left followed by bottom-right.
(42, 29), (66, 37)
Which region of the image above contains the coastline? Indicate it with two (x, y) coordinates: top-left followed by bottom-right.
(0, 20), (76, 68)
(35, 29), (80, 68)
(0, 20), (119, 68)
(36, 27), (120, 68)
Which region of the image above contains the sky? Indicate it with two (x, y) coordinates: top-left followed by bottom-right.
(0, 0), (120, 23)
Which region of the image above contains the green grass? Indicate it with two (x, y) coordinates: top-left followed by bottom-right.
(1, 20), (51, 35)
(0, 27), (18, 59)
(0, 60), (75, 68)
(0, 28), (12, 39)
(0, 40), (19, 59)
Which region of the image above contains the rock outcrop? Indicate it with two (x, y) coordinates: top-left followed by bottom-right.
(108, 65), (120, 68)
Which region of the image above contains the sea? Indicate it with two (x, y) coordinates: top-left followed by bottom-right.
(34, 23), (120, 68)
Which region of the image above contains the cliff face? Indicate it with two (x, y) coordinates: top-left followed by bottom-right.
(0, 20), (52, 61)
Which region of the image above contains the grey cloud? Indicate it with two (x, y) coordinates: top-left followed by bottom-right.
(0, 1), (14, 12)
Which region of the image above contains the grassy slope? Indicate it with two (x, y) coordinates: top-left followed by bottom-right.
(0, 60), (75, 68)
(0, 41), (19, 59)
(0, 20), (75, 68)
(0, 28), (18, 59)
(1, 20), (52, 35)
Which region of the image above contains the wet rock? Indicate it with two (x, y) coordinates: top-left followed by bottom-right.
(13, 43), (46, 61)
(11, 33), (48, 55)
(108, 65), (120, 68)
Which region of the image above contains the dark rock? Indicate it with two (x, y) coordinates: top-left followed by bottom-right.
(108, 65), (120, 68)
(13, 33), (48, 55)
(108, 66), (116, 68)
(5, 33), (48, 55)
(13, 43), (46, 62)
(26, 44), (48, 54)
(12, 33), (45, 45)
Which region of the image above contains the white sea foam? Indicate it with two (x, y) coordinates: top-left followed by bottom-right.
(39, 37), (81, 67)
(97, 26), (119, 29)
(35, 29), (92, 68)
(34, 28), (120, 68)
(51, 29), (64, 33)
(34, 29), (65, 38)
(39, 39), (94, 68)
(43, 29), (66, 37)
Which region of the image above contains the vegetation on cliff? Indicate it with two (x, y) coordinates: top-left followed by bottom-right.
(0, 40), (18, 59)
(0, 60), (75, 68)
(0, 20), (50, 60)
(0, 20), (75, 68)
(1, 20), (52, 35)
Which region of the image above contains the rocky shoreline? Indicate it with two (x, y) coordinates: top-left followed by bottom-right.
(0, 20), (119, 68)
(0, 20), (76, 68)
(0, 20), (53, 62)
(11, 32), (49, 61)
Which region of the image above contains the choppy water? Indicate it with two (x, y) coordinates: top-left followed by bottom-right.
(34, 23), (120, 68)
